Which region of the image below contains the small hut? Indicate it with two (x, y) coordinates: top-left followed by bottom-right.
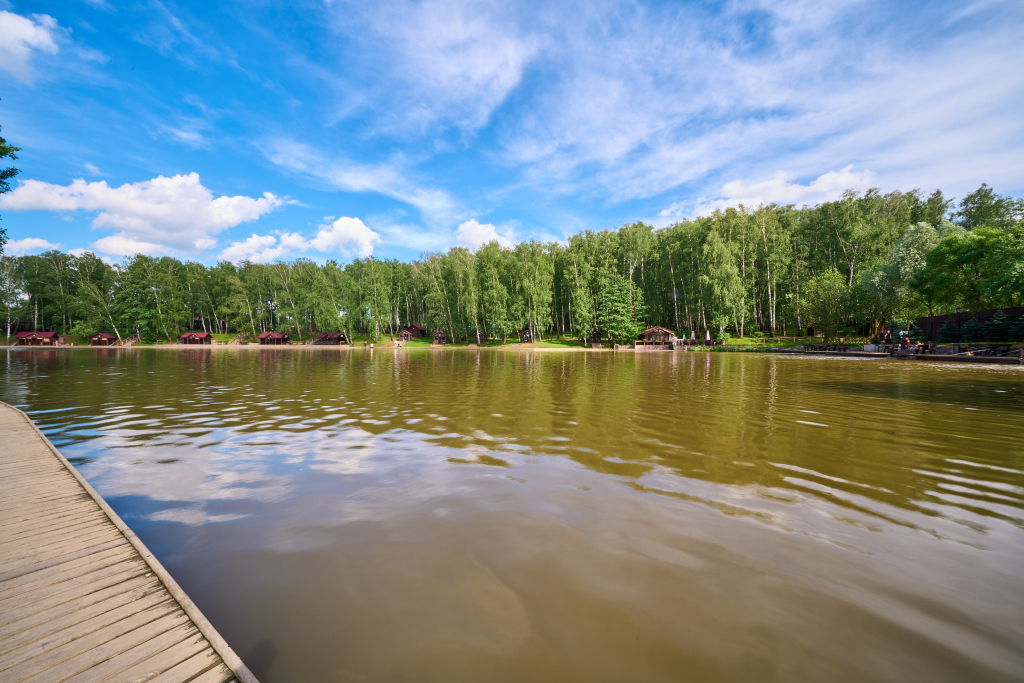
(519, 328), (534, 343)
(636, 326), (676, 349)
(89, 332), (118, 346)
(469, 331), (486, 345)
(587, 333), (603, 349)
(398, 324), (426, 342)
(258, 332), (291, 345)
(15, 331), (58, 346)
(316, 332), (347, 345)
(179, 332), (213, 345)
(432, 330), (448, 346)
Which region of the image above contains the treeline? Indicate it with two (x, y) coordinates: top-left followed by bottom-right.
(1, 183), (1021, 344)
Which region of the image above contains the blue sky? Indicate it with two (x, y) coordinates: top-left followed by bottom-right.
(0, 0), (1022, 264)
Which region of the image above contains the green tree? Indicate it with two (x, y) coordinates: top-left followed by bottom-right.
(952, 183), (1024, 230)
(0, 108), (21, 255)
(804, 269), (849, 343)
(598, 273), (645, 344)
(0, 255), (25, 342)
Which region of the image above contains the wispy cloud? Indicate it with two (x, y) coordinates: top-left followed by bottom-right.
(661, 166), (875, 218)
(263, 138), (462, 227)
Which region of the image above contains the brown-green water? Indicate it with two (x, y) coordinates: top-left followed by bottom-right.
(2, 348), (1023, 682)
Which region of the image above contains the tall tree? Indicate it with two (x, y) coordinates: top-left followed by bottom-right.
(0, 104), (21, 256)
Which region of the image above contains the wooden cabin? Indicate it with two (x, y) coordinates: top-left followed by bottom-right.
(469, 331), (486, 345)
(519, 328), (534, 343)
(179, 332), (213, 345)
(316, 332), (347, 345)
(399, 324), (426, 341)
(257, 332), (291, 345)
(89, 332), (118, 346)
(15, 331), (58, 346)
(635, 326), (676, 350)
(432, 330), (448, 346)
(587, 333), (603, 348)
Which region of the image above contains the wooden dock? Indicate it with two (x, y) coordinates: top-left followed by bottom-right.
(0, 402), (258, 683)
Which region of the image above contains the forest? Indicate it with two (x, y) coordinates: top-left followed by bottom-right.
(0, 184), (1022, 345)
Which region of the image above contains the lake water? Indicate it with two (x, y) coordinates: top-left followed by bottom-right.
(2, 348), (1023, 682)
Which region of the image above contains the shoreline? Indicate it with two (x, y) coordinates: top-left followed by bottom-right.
(5, 343), (1021, 364)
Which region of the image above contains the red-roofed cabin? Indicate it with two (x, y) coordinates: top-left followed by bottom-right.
(258, 332), (291, 345)
(519, 328), (534, 343)
(180, 332), (213, 345)
(89, 332), (118, 346)
(16, 331), (58, 346)
(635, 326), (676, 349)
(432, 330), (448, 346)
(316, 332), (347, 345)
(398, 324), (426, 342)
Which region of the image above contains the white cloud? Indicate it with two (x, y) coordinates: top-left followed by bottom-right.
(264, 139), (461, 227)
(309, 217), (380, 258)
(661, 166), (875, 218)
(5, 237), (60, 255)
(218, 217), (381, 263)
(83, 163), (101, 175)
(0, 11), (60, 82)
(454, 219), (513, 249)
(218, 233), (286, 264)
(0, 173), (286, 256)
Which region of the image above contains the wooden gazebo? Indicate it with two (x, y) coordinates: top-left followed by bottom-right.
(469, 331), (486, 345)
(519, 328), (534, 343)
(15, 331), (58, 346)
(257, 332), (291, 345)
(89, 332), (118, 346)
(432, 330), (448, 346)
(179, 332), (213, 345)
(316, 332), (347, 345)
(635, 326), (676, 350)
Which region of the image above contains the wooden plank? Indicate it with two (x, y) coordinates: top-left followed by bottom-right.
(0, 493), (97, 516)
(0, 591), (174, 669)
(60, 622), (204, 683)
(0, 528), (125, 573)
(0, 607), (189, 682)
(0, 539), (129, 583)
(188, 665), (237, 683)
(0, 401), (258, 683)
(0, 567), (153, 628)
(2, 514), (110, 548)
(0, 546), (137, 600)
(135, 647), (224, 683)
(1, 512), (109, 544)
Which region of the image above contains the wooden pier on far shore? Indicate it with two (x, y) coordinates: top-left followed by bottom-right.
(0, 401), (258, 683)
